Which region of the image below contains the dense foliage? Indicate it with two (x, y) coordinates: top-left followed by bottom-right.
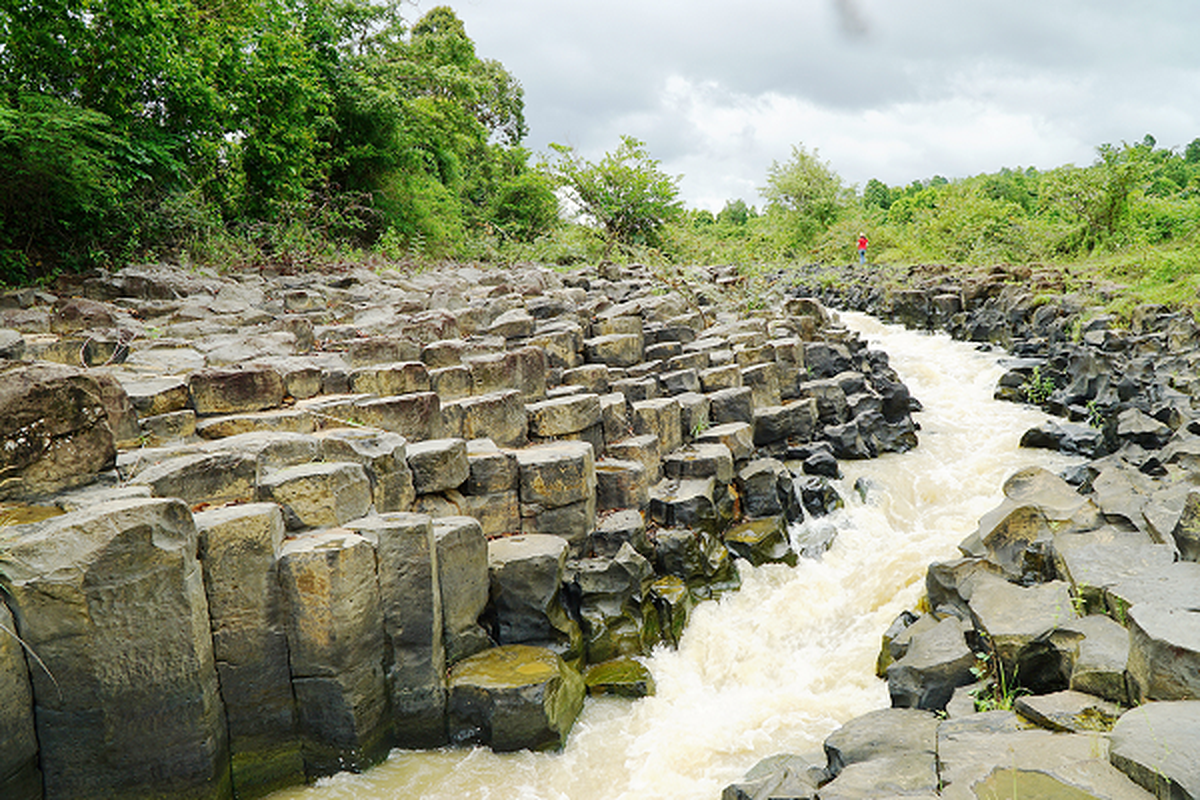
(3, 0), (1200, 303)
(0, 1), (556, 281)
(546, 135), (683, 258)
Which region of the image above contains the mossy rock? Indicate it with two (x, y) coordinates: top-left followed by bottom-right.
(446, 644), (585, 752)
(583, 657), (656, 698)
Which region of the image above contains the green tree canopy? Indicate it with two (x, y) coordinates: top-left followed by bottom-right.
(547, 135), (683, 256)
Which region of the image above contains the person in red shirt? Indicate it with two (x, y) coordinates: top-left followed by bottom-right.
(856, 234), (868, 264)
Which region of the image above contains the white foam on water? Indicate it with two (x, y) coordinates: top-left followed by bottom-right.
(270, 313), (1079, 800)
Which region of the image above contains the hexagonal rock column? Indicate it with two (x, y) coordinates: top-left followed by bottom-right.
(526, 393), (603, 449)
(595, 458), (649, 512)
(407, 437), (470, 496)
(488, 534), (582, 660)
(352, 392), (442, 441)
(1109, 701), (1200, 800)
(434, 516), (493, 665)
(514, 441), (597, 556)
(453, 390), (528, 449)
(347, 513), (447, 748)
(567, 543), (655, 663)
(1125, 603), (1200, 703)
(446, 644), (585, 752)
(190, 364), (284, 415)
(194, 503), (304, 798)
(0, 603), (41, 800)
(631, 397), (682, 456)
(885, 615), (976, 711)
(258, 461), (372, 531)
(130, 450), (258, 506)
(0, 362), (117, 500)
(0, 498), (230, 800)
(317, 427), (414, 513)
(277, 529), (391, 778)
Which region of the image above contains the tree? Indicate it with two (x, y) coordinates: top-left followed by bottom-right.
(760, 143), (848, 248)
(546, 135), (683, 256)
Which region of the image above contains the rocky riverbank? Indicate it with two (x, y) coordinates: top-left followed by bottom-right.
(719, 265), (1200, 799)
(0, 260), (920, 800)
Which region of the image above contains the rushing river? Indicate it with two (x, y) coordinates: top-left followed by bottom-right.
(272, 313), (1080, 800)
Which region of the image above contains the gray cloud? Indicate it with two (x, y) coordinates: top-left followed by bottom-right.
(450, 0), (1200, 209)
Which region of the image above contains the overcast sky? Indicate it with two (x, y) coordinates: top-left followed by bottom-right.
(446, 0), (1200, 211)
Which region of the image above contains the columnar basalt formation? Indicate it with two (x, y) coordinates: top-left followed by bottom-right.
(0, 261), (917, 799)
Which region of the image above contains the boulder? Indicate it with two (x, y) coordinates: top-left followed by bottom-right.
(590, 508), (652, 559)
(1109, 701), (1200, 800)
(455, 390), (528, 449)
(445, 644), (585, 752)
(752, 399), (818, 446)
(348, 361), (431, 396)
(585, 333), (643, 368)
(258, 461), (372, 530)
(1013, 689), (1123, 733)
(278, 529), (391, 777)
(631, 397), (683, 455)
(526, 393), (602, 439)
(645, 575), (695, 647)
(1063, 613), (1132, 704)
(0, 362), (117, 499)
(0, 498), (230, 799)
(1170, 488), (1200, 562)
(345, 513), (446, 748)
(582, 657), (656, 699)
(662, 442), (735, 484)
(966, 574), (1078, 693)
(352, 392), (443, 441)
(434, 516), (492, 664)
(606, 434), (661, 484)
(721, 753), (823, 800)
(709, 386), (755, 425)
(823, 707), (939, 778)
(650, 477), (723, 536)
(595, 458), (649, 511)
(695, 421), (755, 461)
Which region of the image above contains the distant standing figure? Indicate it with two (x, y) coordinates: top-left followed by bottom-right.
(856, 233), (868, 264)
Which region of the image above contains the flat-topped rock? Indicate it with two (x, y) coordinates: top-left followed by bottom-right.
(446, 644), (585, 752)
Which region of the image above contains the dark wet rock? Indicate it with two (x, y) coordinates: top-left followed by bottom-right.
(487, 534), (582, 660)
(446, 645), (585, 752)
(724, 516), (798, 567)
(886, 616), (977, 711)
(1021, 419), (1107, 457)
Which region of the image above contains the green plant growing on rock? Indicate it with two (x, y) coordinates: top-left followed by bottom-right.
(1086, 400), (1106, 429)
(969, 650), (1027, 712)
(1020, 366), (1056, 405)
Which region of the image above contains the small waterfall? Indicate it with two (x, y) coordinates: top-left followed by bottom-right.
(271, 313), (1079, 800)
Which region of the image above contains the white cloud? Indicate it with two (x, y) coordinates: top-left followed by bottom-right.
(452, 0), (1200, 210)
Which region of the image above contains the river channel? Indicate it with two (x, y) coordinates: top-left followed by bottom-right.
(273, 312), (1080, 800)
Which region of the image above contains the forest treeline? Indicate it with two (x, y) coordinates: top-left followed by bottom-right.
(3, 0), (1200, 291)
